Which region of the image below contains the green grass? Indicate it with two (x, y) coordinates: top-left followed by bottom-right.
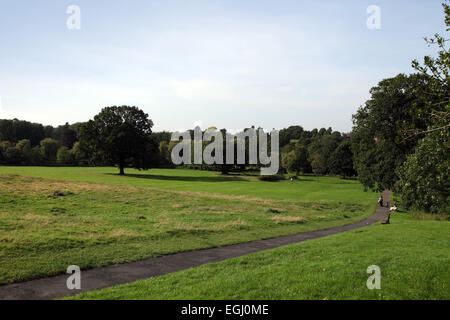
(0, 167), (378, 284)
(0, 166), (372, 201)
(67, 212), (450, 300)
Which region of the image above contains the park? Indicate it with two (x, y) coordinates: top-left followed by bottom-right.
(0, 166), (448, 299)
(0, 1), (449, 304)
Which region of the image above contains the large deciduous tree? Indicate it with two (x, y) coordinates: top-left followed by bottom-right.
(79, 106), (157, 175)
(395, 1), (450, 213)
(351, 73), (432, 191)
(352, 2), (449, 215)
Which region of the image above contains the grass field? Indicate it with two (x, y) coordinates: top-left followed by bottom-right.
(0, 166), (370, 201)
(67, 212), (450, 300)
(0, 167), (379, 284)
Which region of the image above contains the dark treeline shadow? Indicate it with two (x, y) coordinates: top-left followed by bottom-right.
(104, 172), (248, 183)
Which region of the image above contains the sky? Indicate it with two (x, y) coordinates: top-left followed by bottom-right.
(0, 0), (446, 132)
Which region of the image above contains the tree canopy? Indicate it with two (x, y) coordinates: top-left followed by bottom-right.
(352, 2), (449, 214)
(78, 106), (157, 175)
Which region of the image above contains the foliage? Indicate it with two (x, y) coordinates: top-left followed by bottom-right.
(158, 141), (172, 167)
(30, 146), (43, 165)
(282, 144), (309, 175)
(311, 154), (327, 175)
(57, 146), (74, 165)
(395, 129), (449, 213)
(0, 116), (353, 178)
(0, 119), (46, 146)
(40, 138), (59, 164)
(329, 139), (356, 178)
(56, 122), (77, 149)
(351, 73), (434, 191)
(78, 106), (156, 175)
(15, 139), (32, 163)
(3, 147), (22, 164)
(279, 125), (304, 147)
(394, 1), (450, 213)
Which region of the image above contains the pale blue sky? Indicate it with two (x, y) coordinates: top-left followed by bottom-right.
(0, 0), (445, 132)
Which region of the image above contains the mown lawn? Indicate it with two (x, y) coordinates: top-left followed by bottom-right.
(68, 212), (450, 300)
(0, 166), (373, 202)
(0, 167), (378, 284)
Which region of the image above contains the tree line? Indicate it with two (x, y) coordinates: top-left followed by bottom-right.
(0, 116), (354, 178)
(165, 125), (354, 178)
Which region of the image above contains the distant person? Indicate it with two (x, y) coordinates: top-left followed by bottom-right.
(378, 196), (383, 207)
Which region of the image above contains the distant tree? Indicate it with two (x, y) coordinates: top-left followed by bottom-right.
(0, 141), (13, 163)
(158, 141), (171, 166)
(311, 154), (327, 175)
(30, 146), (43, 165)
(57, 146), (74, 165)
(69, 122), (85, 136)
(329, 140), (356, 178)
(40, 138), (59, 164)
(281, 151), (293, 173)
(279, 126), (304, 147)
(152, 131), (172, 144)
(0, 122), (10, 142)
(282, 145), (309, 175)
(320, 134), (341, 166)
(16, 139), (32, 163)
(3, 147), (22, 164)
(0, 119), (45, 146)
(78, 106), (156, 175)
(44, 126), (54, 139)
(58, 123), (77, 148)
(70, 142), (88, 166)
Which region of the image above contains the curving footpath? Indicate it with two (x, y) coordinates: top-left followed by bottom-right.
(0, 190), (389, 300)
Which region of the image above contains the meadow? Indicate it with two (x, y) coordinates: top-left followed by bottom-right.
(68, 212), (450, 300)
(0, 167), (379, 284)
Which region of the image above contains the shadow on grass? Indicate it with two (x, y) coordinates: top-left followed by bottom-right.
(105, 173), (248, 182)
(295, 177), (315, 182)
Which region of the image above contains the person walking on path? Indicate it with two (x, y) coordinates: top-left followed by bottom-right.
(378, 196), (384, 207)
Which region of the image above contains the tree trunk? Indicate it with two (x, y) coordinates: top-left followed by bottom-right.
(119, 164), (125, 175)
